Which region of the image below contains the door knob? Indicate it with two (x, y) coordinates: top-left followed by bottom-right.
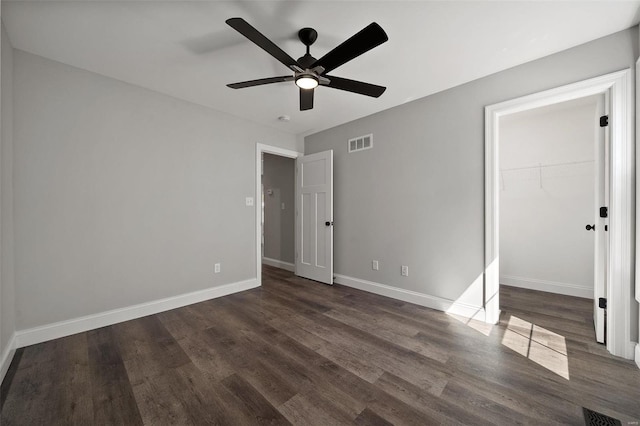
(586, 224), (595, 231)
(325, 221), (334, 226)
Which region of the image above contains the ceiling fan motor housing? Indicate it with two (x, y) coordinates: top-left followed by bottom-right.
(297, 53), (317, 69)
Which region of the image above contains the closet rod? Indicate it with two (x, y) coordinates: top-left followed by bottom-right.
(501, 159), (594, 172)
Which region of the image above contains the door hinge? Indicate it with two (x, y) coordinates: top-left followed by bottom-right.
(600, 206), (608, 218)
(598, 297), (607, 309)
(599, 115), (609, 127)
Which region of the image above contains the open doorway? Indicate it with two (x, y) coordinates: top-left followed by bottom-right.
(261, 153), (296, 273)
(255, 144), (301, 285)
(484, 69), (634, 359)
(498, 95), (606, 346)
(255, 144), (334, 286)
(499, 95), (602, 299)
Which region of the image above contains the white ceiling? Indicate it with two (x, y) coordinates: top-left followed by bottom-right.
(3, 1), (639, 136)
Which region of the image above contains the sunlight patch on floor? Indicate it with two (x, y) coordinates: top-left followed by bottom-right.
(501, 315), (569, 380)
(448, 313), (493, 336)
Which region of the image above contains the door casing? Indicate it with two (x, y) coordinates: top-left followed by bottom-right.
(255, 144), (301, 286)
(485, 69), (634, 359)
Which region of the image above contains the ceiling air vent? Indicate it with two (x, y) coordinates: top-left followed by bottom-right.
(348, 134), (373, 153)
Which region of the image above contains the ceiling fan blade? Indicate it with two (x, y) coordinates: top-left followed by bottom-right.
(311, 23), (388, 74)
(324, 75), (386, 97)
(300, 88), (314, 111)
(226, 18), (301, 72)
(227, 76), (294, 89)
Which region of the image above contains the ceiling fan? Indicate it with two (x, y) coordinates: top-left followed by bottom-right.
(225, 17), (388, 111)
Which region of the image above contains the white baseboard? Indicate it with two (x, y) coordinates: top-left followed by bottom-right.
(262, 257), (295, 272)
(500, 275), (592, 299)
(15, 278), (258, 349)
(334, 274), (486, 322)
(0, 333), (16, 384)
(635, 343), (640, 369)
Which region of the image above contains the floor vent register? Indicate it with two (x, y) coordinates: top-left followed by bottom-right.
(583, 407), (622, 426)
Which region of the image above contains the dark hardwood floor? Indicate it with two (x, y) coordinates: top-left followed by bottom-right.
(2, 265), (639, 425)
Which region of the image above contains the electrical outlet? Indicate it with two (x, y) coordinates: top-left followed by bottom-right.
(245, 197), (254, 206)
(372, 260), (379, 271)
(401, 265), (409, 276)
(214, 263), (221, 273)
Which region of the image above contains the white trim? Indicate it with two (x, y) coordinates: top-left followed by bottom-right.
(256, 143), (301, 287)
(500, 275), (592, 299)
(0, 333), (16, 384)
(485, 69), (634, 359)
(635, 343), (640, 369)
(15, 278), (258, 348)
(262, 257), (295, 272)
(637, 57), (640, 306)
(334, 274), (486, 321)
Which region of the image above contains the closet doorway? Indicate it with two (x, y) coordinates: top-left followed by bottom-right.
(484, 69), (634, 359)
(498, 95), (605, 342)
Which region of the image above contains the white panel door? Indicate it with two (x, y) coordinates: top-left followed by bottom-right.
(295, 150), (333, 284)
(593, 94), (608, 344)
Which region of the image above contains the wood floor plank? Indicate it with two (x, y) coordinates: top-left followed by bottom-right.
(238, 289), (452, 394)
(353, 408), (393, 426)
(221, 373), (292, 425)
(174, 331), (235, 381)
(279, 391), (355, 426)
(218, 294), (458, 426)
(113, 315), (192, 386)
(87, 327), (143, 425)
(0, 348), (23, 411)
(2, 265), (640, 425)
(323, 307), (451, 364)
(269, 315), (385, 383)
(131, 365), (223, 425)
(156, 304), (218, 339)
(202, 326), (300, 408)
(373, 371), (495, 426)
(205, 301), (368, 419)
(1, 335), (94, 426)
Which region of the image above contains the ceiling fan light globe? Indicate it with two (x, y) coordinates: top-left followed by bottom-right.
(295, 75), (319, 90)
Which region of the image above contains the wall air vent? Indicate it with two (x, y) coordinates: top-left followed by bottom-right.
(348, 134), (373, 153)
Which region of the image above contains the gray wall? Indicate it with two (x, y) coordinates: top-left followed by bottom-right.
(13, 50), (296, 330)
(1, 22), (15, 367)
(262, 153), (295, 265)
(305, 28), (638, 315)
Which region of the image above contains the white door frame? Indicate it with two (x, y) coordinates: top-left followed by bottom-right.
(255, 143), (301, 286)
(636, 58), (640, 369)
(485, 69), (634, 359)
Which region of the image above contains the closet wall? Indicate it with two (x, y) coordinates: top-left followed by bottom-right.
(262, 153), (295, 269)
(499, 96), (599, 297)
